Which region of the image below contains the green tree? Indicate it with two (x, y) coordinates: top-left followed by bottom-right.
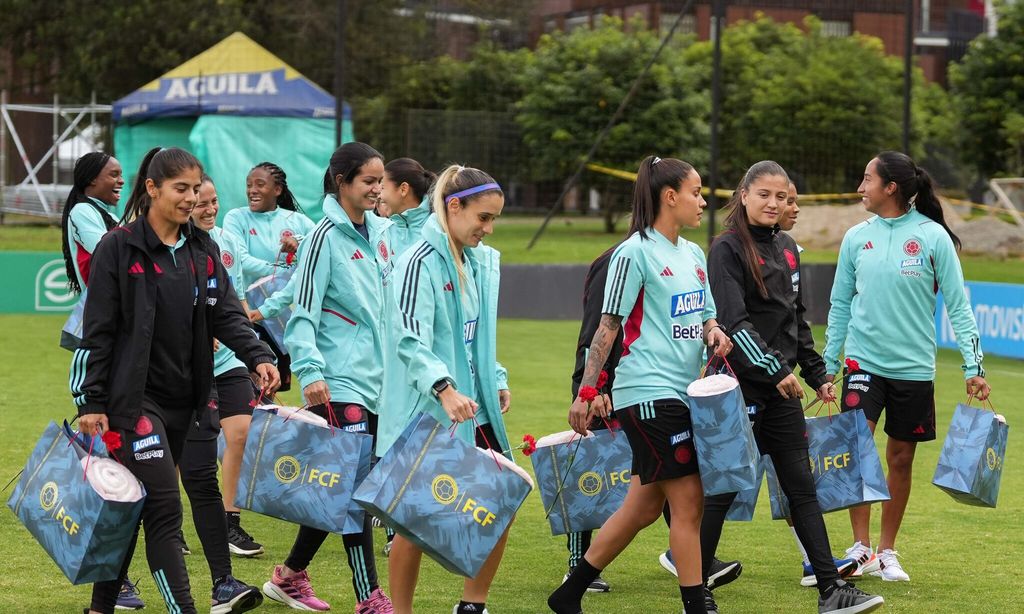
(950, 0), (1024, 178)
(516, 15), (708, 229)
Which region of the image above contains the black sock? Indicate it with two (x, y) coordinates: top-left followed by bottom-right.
(457, 601), (486, 613)
(548, 558), (600, 614)
(213, 575), (227, 587)
(680, 584), (707, 614)
(225, 511), (240, 525)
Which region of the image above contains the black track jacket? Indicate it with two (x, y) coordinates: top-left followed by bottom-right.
(71, 215), (275, 430)
(707, 225), (827, 399)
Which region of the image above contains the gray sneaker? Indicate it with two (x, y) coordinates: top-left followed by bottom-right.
(818, 581), (884, 614)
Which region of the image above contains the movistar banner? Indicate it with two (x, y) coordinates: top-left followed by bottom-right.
(936, 281), (1024, 360)
(0, 252), (77, 314)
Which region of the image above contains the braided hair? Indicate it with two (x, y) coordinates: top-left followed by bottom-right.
(252, 161), (302, 213)
(61, 152), (118, 294)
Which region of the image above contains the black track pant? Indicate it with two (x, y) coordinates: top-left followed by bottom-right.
(90, 401), (195, 613)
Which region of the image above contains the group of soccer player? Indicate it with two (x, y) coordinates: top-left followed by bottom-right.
(61, 143), (988, 614)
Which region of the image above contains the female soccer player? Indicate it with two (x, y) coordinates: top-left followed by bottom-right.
(379, 157), (436, 256)
(380, 164), (513, 614)
(704, 161), (881, 614)
(826, 151), (990, 582)
(261, 142), (393, 614)
(73, 146), (279, 614)
(549, 156), (730, 614)
(61, 152), (123, 293)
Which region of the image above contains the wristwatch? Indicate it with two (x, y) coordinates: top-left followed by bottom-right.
(432, 377), (456, 398)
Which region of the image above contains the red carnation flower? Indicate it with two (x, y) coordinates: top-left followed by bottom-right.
(521, 434), (538, 457)
(597, 370), (609, 390)
(845, 358), (861, 372)
(286, 252), (296, 266)
(578, 385), (599, 404)
(101, 430), (122, 452)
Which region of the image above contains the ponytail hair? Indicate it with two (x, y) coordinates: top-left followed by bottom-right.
(628, 155), (695, 240)
(251, 161), (302, 214)
(121, 147), (203, 224)
(324, 141), (383, 195)
(874, 151), (961, 250)
(61, 152), (117, 293)
(385, 157), (436, 203)
(431, 164), (503, 292)
(721, 160), (790, 299)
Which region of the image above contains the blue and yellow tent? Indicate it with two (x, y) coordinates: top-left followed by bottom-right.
(113, 32), (353, 221)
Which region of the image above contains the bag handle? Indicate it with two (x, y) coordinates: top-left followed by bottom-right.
(966, 393), (997, 413)
(700, 352), (736, 379)
(447, 414), (503, 471)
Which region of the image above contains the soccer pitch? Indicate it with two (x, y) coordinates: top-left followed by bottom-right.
(1, 316), (1019, 613)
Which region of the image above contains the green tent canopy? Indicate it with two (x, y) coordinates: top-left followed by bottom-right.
(113, 32), (353, 222)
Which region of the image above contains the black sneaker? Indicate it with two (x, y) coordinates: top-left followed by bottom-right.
(227, 521), (265, 557)
(818, 580), (884, 614)
(114, 578), (145, 610)
(563, 567), (611, 593)
(178, 530), (191, 555)
(706, 557), (742, 590)
(211, 575), (263, 614)
(704, 587), (719, 614)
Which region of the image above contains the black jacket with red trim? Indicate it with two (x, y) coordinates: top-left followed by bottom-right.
(707, 225), (827, 397)
(71, 215), (274, 430)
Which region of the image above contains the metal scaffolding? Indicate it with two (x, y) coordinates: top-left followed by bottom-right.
(0, 90), (112, 221)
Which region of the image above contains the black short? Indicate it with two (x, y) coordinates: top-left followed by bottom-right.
(745, 395), (809, 454)
(474, 423), (501, 451)
(217, 367), (258, 420)
(840, 369), (935, 442)
(615, 399), (699, 485)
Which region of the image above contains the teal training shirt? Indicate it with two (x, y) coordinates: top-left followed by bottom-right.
(223, 207), (315, 281)
(824, 208), (984, 381)
(388, 196), (432, 257)
(210, 227), (248, 377)
(604, 228), (717, 408)
(66, 197), (117, 290)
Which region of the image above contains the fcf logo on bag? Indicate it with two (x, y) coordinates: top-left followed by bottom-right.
(810, 452), (851, 474)
(430, 473), (497, 527)
(987, 447), (1003, 471)
(38, 481), (80, 536)
(577, 469), (631, 496)
(274, 455), (341, 488)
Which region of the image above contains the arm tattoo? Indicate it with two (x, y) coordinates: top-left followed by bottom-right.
(581, 314), (622, 389)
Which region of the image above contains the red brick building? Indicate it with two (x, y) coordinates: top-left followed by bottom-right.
(532, 0), (995, 85)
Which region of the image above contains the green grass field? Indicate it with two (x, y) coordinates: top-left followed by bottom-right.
(6, 216), (1022, 285)
(0, 315), (1019, 613)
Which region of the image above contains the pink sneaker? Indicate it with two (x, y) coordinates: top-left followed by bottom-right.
(262, 565), (331, 611)
(355, 588), (393, 614)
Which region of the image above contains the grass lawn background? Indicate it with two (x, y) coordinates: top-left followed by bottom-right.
(0, 315), (1019, 613)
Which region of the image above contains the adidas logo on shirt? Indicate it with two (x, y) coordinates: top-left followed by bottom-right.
(128, 262), (144, 275)
(249, 228), (257, 235)
(351, 250), (365, 260)
(863, 241), (874, 250)
(660, 267), (674, 276)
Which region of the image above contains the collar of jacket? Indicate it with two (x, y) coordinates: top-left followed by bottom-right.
(420, 215), (482, 267)
(873, 206), (919, 228)
(125, 214), (197, 252)
(322, 194), (392, 243)
(391, 195), (432, 228)
(749, 223), (779, 243)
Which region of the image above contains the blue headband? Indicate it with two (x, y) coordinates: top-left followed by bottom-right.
(445, 182), (501, 204)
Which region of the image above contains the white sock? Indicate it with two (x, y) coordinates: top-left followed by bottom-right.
(791, 526), (810, 566)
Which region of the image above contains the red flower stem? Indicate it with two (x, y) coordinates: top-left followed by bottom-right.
(545, 434), (585, 518)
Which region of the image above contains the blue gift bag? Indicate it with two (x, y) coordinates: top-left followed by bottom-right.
(932, 404), (1009, 508)
(236, 407), (372, 534)
(60, 290), (87, 351)
(530, 428), (633, 535)
(7, 422), (145, 584)
(686, 374), (760, 496)
(726, 456), (765, 522)
(353, 413), (534, 578)
(766, 409), (890, 519)
(246, 270), (294, 349)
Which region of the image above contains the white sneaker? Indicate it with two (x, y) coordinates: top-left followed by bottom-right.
(872, 549), (910, 582)
(844, 541), (880, 577)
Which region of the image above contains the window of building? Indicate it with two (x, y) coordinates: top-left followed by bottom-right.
(821, 20), (851, 37)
